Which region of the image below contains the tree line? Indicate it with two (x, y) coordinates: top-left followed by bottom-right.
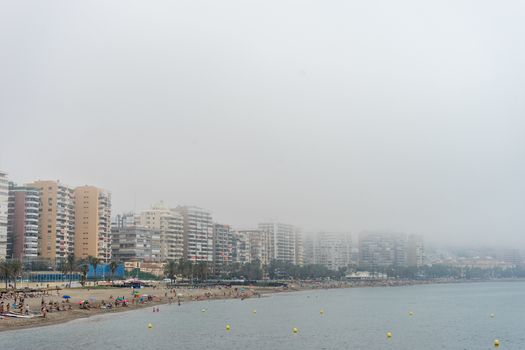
(0, 256), (120, 289)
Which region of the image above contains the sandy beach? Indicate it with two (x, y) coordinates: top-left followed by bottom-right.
(0, 282), (286, 332)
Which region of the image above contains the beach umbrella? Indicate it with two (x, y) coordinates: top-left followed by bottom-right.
(62, 295), (71, 299)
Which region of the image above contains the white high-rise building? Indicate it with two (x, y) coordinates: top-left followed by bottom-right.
(258, 222), (303, 265)
(407, 234), (425, 267)
(136, 202), (184, 261)
(7, 183), (40, 260)
(239, 229), (271, 266)
(0, 171), (8, 259)
(358, 232), (408, 269)
(213, 223), (234, 274)
(174, 206), (213, 262)
(304, 232), (352, 271)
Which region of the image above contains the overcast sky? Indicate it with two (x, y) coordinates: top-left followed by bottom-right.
(1, 0), (524, 246)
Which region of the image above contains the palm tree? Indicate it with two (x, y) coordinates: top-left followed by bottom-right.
(196, 261), (209, 281)
(109, 261), (119, 282)
(0, 260), (10, 289)
(79, 261), (89, 287)
(164, 260), (177, 282)
(88, 256), (100, 285)
(176, 258), (184, 277)
(9, 260), (23, 290)
(61, 255), (76, 287)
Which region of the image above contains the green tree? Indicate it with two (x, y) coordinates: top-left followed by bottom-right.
(109, 261), (119, 282)
(196, 261), (209, 281)
(9, 260), (23, 289)
(62, 255), (76, 287)
(79, 260), (89, 287)
(164, 260), (177, 282)
(240, 260), (263, 280)
(0, 260), (11, 289)
(177, 259), (194, 279)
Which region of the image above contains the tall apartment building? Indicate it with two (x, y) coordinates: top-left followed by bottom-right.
(7, 183), (40, 260)
(112, 212), (136, 229)
(174, 206), (213, 262)
(0, 171), (8, 259)
(358, 232), (408, 269)
(295, 230), (304, 266)
(258, 222), (303, 265)
(73, 186), (112, 262)
(303, 235), (315, 265)
(304, 232), (352, 271)
(29, 180), (75, 261)
(213, 223), (234, 274)
(135, 203), (184, 261)
(239, 229), (271, 266)
(111, 225), (161, 262)
(407, 234), (425, 267)
(231, 230), (250, 264)
(501, 248), (522, 266)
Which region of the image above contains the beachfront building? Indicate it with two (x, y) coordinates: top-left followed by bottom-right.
(0, 171), (8, 259)
(112, 212), (136, 229)
(240, 229), (271, 266)
(28, 180), (75, 261)
(502, 248), (522, 266)
(303, 235), (315, 265)
(111, 224), (161, 262)
(407, 234), (425, 267)
(213, 223), (234, 275)
(135, 202), (184, 261)
(304, 232), (352, 271)
(258, 222), (303, 265)
(7, 183), (40, 260)
(295, 230), (304, 266)
(232, 230), (250, 264)
(73, 186), (112, 262)
(358, 232), (408, 269)
(174, 206), (213, 262)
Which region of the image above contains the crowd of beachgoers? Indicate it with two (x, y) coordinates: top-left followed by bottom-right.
(0, 282), (269, 331)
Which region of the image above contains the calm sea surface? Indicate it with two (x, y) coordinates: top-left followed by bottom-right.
(2, 281), (525, 349)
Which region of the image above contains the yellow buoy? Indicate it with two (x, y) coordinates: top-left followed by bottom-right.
(494, 339), (500, 347)
(386, 332), (392, 338)
(148, 323), (153, 329)
(226, 324), (231, 331)
(320, 309), (324, 315)
(409, 311), (414, 316)
(253, 309), (257, 314)
(292, 327), (299, 334)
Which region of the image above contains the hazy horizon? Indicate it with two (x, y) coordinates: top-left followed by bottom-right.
(1, 0), (524, 247)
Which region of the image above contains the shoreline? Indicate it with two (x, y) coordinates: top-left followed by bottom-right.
(1, 278), (523, 332)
